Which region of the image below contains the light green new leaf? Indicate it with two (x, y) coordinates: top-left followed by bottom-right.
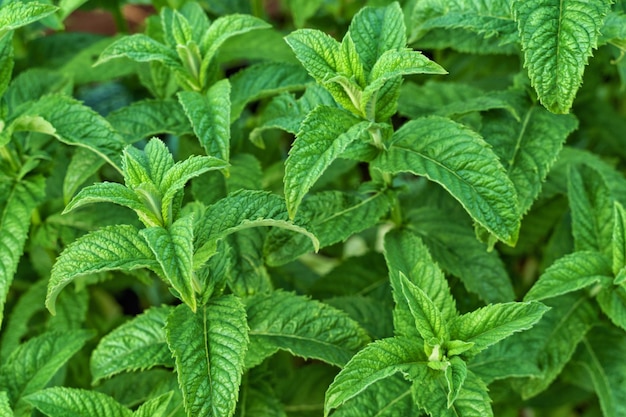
(406, 207), (514, 303)
(348, 2), (406, 74)
(339, 32), (366, 88)
(178, 79), (231, 163)
(568, 164), (614, 258)
(399, 272), (449, 344)
(524, 251), (612, 301)
(229, 62), (311, 120)
(567, 326), (626, 417)
(513, 0), (611, 113)
(613, 202), (626, 277)
(284, 29), (341, 83)
(166, 297), (248, 417)
(0, 1), (58, 35)
(0, 392), (11, 417)
(597, 286), (626, 331)
(368, 48), (446, 84)
(482, 101), (578, 216)
(449, 301), (548, 356)
(195, 190), (318, 266)
(133, 392), (174, 417)
(0, 33), (13, 99)
(200, 14), (270, 65)
(445, 356), (468, 407)
(91, 306), (174, 383)
(245, 291), (370, 368)
(413, 369), (492, 417)
(0, 330), (92, 409)
(144, 138), (175, 188)
(512, 293), (597, 398)
(64, 182), (145, 216)
(285, 105), (368, 218)
(162, 8), (193, 47)
(374, 116), (519, 244)
(25, 387), (132, 417)
(140, 215), (196, 311)
(96, 34), (181, 69)
(324, 337), (428, 416)
(47, 224), (160, 315)
(0, 177), (45, 329)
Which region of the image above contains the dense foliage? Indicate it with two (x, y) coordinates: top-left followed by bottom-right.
(1, 0), (626, 416)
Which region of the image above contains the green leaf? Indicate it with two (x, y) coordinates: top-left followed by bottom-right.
(0, 1), (58, 35)
(597, 286), (626, 331)
(398, 272), (449, 344)
(468, 336), (541, 384)
(368, 48), (446, 84)
(513, 0), (611, 113)
(445, 356), (468, 407)
(245, 291), (370, 368)
(284, 29), (341, 84)
(96, 34), (182, 70)
(0, 177), (45, 328)
(0, 392), (11, 417)
(567, 325), (626, 417)
(266, 189), (391, 266)
(412, 369), (492, 417)
(324, 337), (428, 416)
(406, 207), (515, 303)
(25, 387), (132, 417)
(227, 229), (272, 297)
(613, 202), (626, 277)
(133, 392), (174, 417)
(0, 33), (13, 99)
(482, 100), (578, 216)
(348, 2), (406, 74)
(374, 116), (519, 244)
(166, 297), (248, 417)
(284, 106), (368, 218)
(178, 79), (231, 163)
(0, 330), (92, 409)
(449, 301), (549, 356)
(4, 68), (72, 112)
(94, 369), (177, 409)
(47, 224), (159, 315)
(230, 62), (311, 120)
(144, 138), (175, 188)
(140, 215), (196, 311)
(91, 306), (174, 383)
(512, 293), (597, 398)
(64, 182), (145, 215)
(524, 251), (612, 301)
(568, 164), (614, 258)
(195, 190), (319, 265)
(331, 375), (415, 417)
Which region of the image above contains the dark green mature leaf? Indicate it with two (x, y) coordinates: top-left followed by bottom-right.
(0, 330), (92, 409)
(374, 116), (519, 244)
(468, 336), (541, 384)
(166, 297), (248, 417)
(331, 375), (415, 417)
(25, 387), (132, 417)
(482, 101), (578, 216)
(613, 202), (626, 278)
(245, 291), (369, 368)
(0, 1), (58, 35)
(0, 177), (45, 328)
(179, 79), (231, 162)
(285, 106), (368, 218)
(47, 225), (160, 315)
(91, 306), (174, 383)
(513, 293), (598, 398)
(324, 337), (428, 416)
(95, 369), (178, 409)
(141, 215), (196, 311)
(449, 301), (549, 356)
(568, 164), (614, 258)
(513, 0), (611, 113)
(524, 251), (612, 301)
(567, 325), (626, 417)
(230, 62), (311, 119)
(0, 33), (12, 101)
(227, 228), (272, 297)
(407, 207), (514, 303)
(412, 369), (492, 417)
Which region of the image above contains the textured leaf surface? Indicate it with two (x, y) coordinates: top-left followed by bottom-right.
(91, 306), (174, 383)
(0, 330), (91, 408)
(179, 79), (231, 162)
(398, 273), (449, 343)
(133, 392), (174, 417)
(47, 224), (159, 315)
(597, 286), (626, 331)
(97, 34), (181, 69)
(64, 182), (145, 215)
(245, 291), (369, 368)
(140, 216), (196, 311)
(25, 387), (132, 417)
(166, 297), (248, 417)
(284, 29), (340, 83)
(0, 1), (58, 33)
(0, 33), (13, 99)
(513, 0), (611, 113)
(200, 14), (270, 63)
(524, 251), (612, 301)
(407, 207), (514, 303)
(331, 375), (415, 417)
(469, 336), (541, 384)
(613, 202), (626, 277)
(374, 116), (519, 244)
(285, 106), (367, 218)
(449, 301), (549, 356)
(0, 177), (45, 328)
(324, 337), (427, 416)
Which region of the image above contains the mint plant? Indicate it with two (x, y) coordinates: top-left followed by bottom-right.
(1, 0), (626, 416)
